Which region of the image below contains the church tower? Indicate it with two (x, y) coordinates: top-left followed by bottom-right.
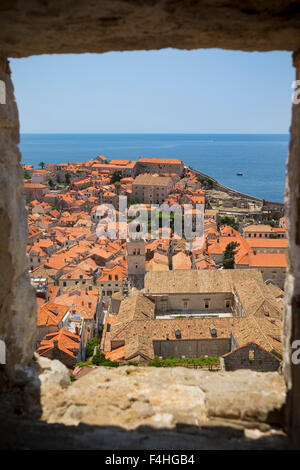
(126, 239), (146, 290)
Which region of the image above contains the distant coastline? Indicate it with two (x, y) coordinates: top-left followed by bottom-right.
(19, 133), (289, 202)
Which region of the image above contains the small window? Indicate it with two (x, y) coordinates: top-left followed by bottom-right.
(249, 349), (255, 361)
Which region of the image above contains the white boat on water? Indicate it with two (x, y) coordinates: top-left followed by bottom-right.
(236, 172), (243, 176)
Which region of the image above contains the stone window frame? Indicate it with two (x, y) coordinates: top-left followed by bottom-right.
(0, 7), (299, 448)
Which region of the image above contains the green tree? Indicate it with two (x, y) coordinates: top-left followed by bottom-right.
(197, 176), (213, 189)
(92, 352), (119, 367)
(222, 241), (240, 269)
(110, 170), (122, 184)
(24, 171), (31, 180)
(65, 172), (71, 185)
(48, 178), (55, 188)
(127, 198), (141, 208)
(268, 219), (279, 228)
(114, 180), (121, 194)
(39, 161), (45, 169)
(219, 216), (238, 230)
(85, 336), (99, 358)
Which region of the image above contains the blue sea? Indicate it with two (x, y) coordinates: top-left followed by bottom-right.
(19, 134), (289, 202)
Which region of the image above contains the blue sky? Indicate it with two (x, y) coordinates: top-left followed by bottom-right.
(10, 49), (293, 134)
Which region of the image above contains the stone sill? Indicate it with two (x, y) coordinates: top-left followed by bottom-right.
(0, 355), (289, 449)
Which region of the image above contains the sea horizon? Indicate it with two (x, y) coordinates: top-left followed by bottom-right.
(20, 133), (289, 203)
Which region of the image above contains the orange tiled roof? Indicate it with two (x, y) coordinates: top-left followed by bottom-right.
(37, 302), (69, 326)
(138, 157), (183, 164)
(37, 327), (80, 358)
(248, 252), (288, 268)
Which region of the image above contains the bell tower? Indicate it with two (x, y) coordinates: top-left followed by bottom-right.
(126, 239), (146, 290)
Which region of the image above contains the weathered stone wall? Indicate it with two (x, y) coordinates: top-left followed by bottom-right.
(0, 1), (300, 57)
(0, 0), (299, 448)
(284, 51), (300, 447)
(153, 338), (231, 359)
(36, 355), (286, 432)
(0, 58), (36, 384)
(223, 343), (280, 372)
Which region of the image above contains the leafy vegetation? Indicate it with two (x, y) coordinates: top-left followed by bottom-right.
(39, 161), (45, 169)
(92, 352), (120, 367)
(77, 355), (220, 369)
(85, 336), (99, 358)
(48, 178), (55, 188)
(219, 216), (238, 230)
(127, 198), (141, 208)
(24, 171), (31, 180)
(148, 356), (220, 369)
(77, 361), (93, 368)
(65, 172), (71, 185)
(110, 170), (122, 184)
(222, 241), (240, 269)
(77, 357), (139, 368)
(114, 180), (121, 194)
(196, 176), (214, 188)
